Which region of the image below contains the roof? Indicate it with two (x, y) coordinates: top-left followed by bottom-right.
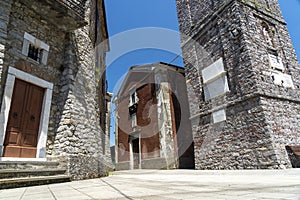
(130, 62), (185, 72)
(115, 62), (185, 101)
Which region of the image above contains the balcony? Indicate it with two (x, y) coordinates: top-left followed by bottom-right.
(23, 0), (88, 31)
(58, 0), (86, 18)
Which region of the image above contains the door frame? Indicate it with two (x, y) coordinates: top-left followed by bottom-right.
(0, 67), (53, 161)
(129, 132), (141, 170)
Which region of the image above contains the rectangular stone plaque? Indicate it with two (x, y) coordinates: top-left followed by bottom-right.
(269, 54), (284, 71)
(212, 109), (226, 124)
(272, 71), (294, 89)
(202, 58), (225, 84)
(204, 76), (229, 101)
(283, 74), (295, 89)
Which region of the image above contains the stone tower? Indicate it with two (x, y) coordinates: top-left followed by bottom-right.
(0, 0), (111, 179)
(176, 0), (300, 169)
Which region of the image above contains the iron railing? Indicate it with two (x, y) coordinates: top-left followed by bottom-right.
(58, 0), (86, 18)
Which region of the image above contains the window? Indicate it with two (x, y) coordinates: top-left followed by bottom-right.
(28, 44), (42, 62)
(129, 91), (138, 106)
(129, 89), (139, 127)
(129, 92), (138, 116)
(261, 22), (274, 48)
(22, 32), (50, 65)
(131, 93), (136, 104)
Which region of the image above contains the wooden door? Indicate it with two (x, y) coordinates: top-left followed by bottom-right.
(132, 138), (140, 169)
(3, 79), (44, 158)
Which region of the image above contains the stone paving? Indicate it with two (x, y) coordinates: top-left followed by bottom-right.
(1, 169), (300, 200)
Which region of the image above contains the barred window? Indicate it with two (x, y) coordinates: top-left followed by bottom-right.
(22, 32), (50, 65)
(28, 44), (43, 62)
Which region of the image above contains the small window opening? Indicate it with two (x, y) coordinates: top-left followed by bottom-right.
(131, 93), (136, 104)
(129, 91), (138, 116)
(28, 44), (42, 62)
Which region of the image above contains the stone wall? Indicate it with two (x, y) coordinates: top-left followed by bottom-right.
(1, 0), (65, 139)
(193, 96), (278, 169)
(52, 25), (110, 179)
(49, 0), (112, 178)
(167, 68), (195, 169)
(261, 97), (300, 168)
(155, 68), (177, 169)
(0, 0), (111, 179)
(176, 0), (300, 169)
(0, 0), (12, 98)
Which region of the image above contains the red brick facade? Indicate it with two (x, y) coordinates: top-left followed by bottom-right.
(115, 63), (194, 170)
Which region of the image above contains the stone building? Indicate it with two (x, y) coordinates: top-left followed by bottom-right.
(104, 92), (112, 160)
(0, 0), (111, 179)
(114, 62), (194, 170)
(176, 0), (300, 169)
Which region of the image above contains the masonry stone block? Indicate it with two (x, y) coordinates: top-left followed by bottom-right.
(176, 0), (300, 169)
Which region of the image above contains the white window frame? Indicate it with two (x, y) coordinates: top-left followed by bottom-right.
(129, 91), (139, 107)
(22, 32), (50, 65)
(128, 87), (139, 130)
(0, 67), (53, 161)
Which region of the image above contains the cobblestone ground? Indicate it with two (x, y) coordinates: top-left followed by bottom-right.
(1, 169), (300, 200)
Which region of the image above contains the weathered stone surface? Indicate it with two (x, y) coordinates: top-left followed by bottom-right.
(176, 0), (300, 169)
(0, 0), (112, 179)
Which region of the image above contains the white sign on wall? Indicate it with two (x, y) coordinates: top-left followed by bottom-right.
(203, 76), (229, 101)
(202, 58), (229, 101)
(212, 109), (226, 124)
(271, 71), (295, 89)
(268, 54), (284, 71)
(202, 58), (226, 84)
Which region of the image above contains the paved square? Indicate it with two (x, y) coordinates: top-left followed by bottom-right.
(1, 169), (300, 200)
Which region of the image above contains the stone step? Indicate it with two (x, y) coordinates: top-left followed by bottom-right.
(0, 168), (66, 179)
(0, 175), (71, 189)
(0, 161), (60, 170)
(0, 161), (71, 189)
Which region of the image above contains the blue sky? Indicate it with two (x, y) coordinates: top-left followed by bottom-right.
(104, 0), (300, 146)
